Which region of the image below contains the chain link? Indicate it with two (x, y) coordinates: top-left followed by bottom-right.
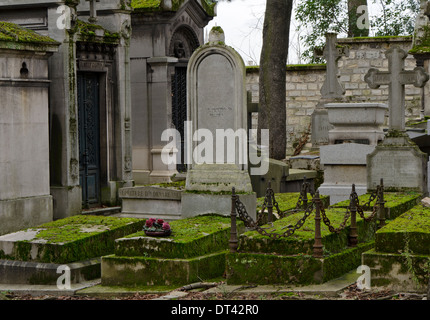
(356, 186), (381, 222)
(236, 195), (315, 240)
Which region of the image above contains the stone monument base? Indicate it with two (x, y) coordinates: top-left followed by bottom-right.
(319, 143), (376, 205)
(181, 192), (257, 220)
(118, 185), (257, 221)
(319, 184), (367, 205)
(367, 132), (428, 194)
(186, 164), (254, 193)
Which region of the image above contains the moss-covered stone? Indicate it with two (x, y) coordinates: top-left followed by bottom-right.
(101, 251), (226, 286)
(75, 19), (120, 44)
(257, 192), (329, 215)
(0, 21), (57, 44)
(226, 242), (374, 285)
(116, 215), (244, 259)
(332, 192), (421, 220)
(363, 248), (430, 292)
(131, 0), (216, 16)
(410, 25), (430, 55)
(238, 207), (377, 256)
(0, 215), (145, 264)
(375, 205), (430, 255)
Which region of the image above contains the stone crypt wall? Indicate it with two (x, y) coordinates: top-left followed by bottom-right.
(246, 36), (422, 155)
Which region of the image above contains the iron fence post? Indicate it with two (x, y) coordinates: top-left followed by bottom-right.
(302, 176), (308, 208)
(267, 181), (273, 223)
(229, 187), (238, 253)
(378, 178), (386, 228)
(349, 184), (358, 247)
(313, 191), (323, 258)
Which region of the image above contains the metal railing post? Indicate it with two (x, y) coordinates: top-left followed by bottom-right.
(378, 178), (386, 228)
(267, 181), (273, 223)
(229, 187), (238, 253)
(313, 191), (323, 258)
(349, 184), (358, 247)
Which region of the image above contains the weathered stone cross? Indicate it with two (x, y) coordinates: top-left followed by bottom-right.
(319, 33), (349, 99)
(364, 46), (429, 132)
(86, 0), (100, 23)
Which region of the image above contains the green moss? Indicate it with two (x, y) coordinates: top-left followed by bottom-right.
(102, 251), (227, 286)
(226, 252), (321, 285)
(246, 64), (326, 73)
(116, 215), (245, 259)
(226, 241), (374, 285)
(375, 205), (430, 255)
(144, 180), (185, 190)
(124, 215), (234, 243)
(238, 207), (377, 256)
(0, 215), (145, 264)
(332, 192), (421, 220)
(131, 0), (162, 11)
(0, 22), (57, 44)
(410, 26), (430, 54)
(75, 20), (120, 44)
(200, 0), (217, 16)
(351, 35), (412, 41)
(131, 0), (216, 15)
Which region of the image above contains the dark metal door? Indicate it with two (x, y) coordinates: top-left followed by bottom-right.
(78, 73), (100, 207)
(171, 66), (187, 172)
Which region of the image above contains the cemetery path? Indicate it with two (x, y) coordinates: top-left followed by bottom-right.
(2, 282), (427, 300)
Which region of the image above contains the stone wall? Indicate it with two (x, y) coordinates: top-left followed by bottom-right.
(246, 36), (422, 156)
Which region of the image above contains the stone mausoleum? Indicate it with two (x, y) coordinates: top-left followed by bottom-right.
(0, 0), (216, 234)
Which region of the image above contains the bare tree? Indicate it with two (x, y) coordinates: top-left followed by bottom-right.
(257, 0), (293, 160)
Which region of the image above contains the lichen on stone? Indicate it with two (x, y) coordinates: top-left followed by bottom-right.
(0, 21), (57, 44)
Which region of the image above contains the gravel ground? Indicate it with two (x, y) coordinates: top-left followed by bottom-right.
(1, 282), (428, 301)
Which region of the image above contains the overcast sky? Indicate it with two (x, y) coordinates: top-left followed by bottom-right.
(204, 0), (394, 66)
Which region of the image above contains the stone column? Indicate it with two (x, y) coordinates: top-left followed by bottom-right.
(147, 56), (179, 183)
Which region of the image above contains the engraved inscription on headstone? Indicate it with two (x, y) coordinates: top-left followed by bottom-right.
(119, 187), (182, 200)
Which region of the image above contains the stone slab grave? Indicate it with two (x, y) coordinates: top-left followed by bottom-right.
(226, 206), (376, 286)
(0, 215), (144, 285)
(182, 27), (257, 219)
(101, 215), (245, 286)
(365, 46), (430, 194)
(332, 191), (422, 220)
(362, 204), (430, 292)
(311, 32), (349, 148)
(226, 185), (423, 286)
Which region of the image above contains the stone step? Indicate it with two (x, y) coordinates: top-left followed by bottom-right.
(81, 206), (122, 216)
(0, 257), (100, 285)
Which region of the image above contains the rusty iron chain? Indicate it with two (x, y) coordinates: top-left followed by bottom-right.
(356, 185), (381, 222)
(236, 195), (316, 240)
(320, 191), (356, 234)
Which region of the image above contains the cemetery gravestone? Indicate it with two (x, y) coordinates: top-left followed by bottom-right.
(319, 102), (387, 204)
(366, 46), (430, 193)
(311, 33), (349, 147)
(182, 27), (256, 218)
